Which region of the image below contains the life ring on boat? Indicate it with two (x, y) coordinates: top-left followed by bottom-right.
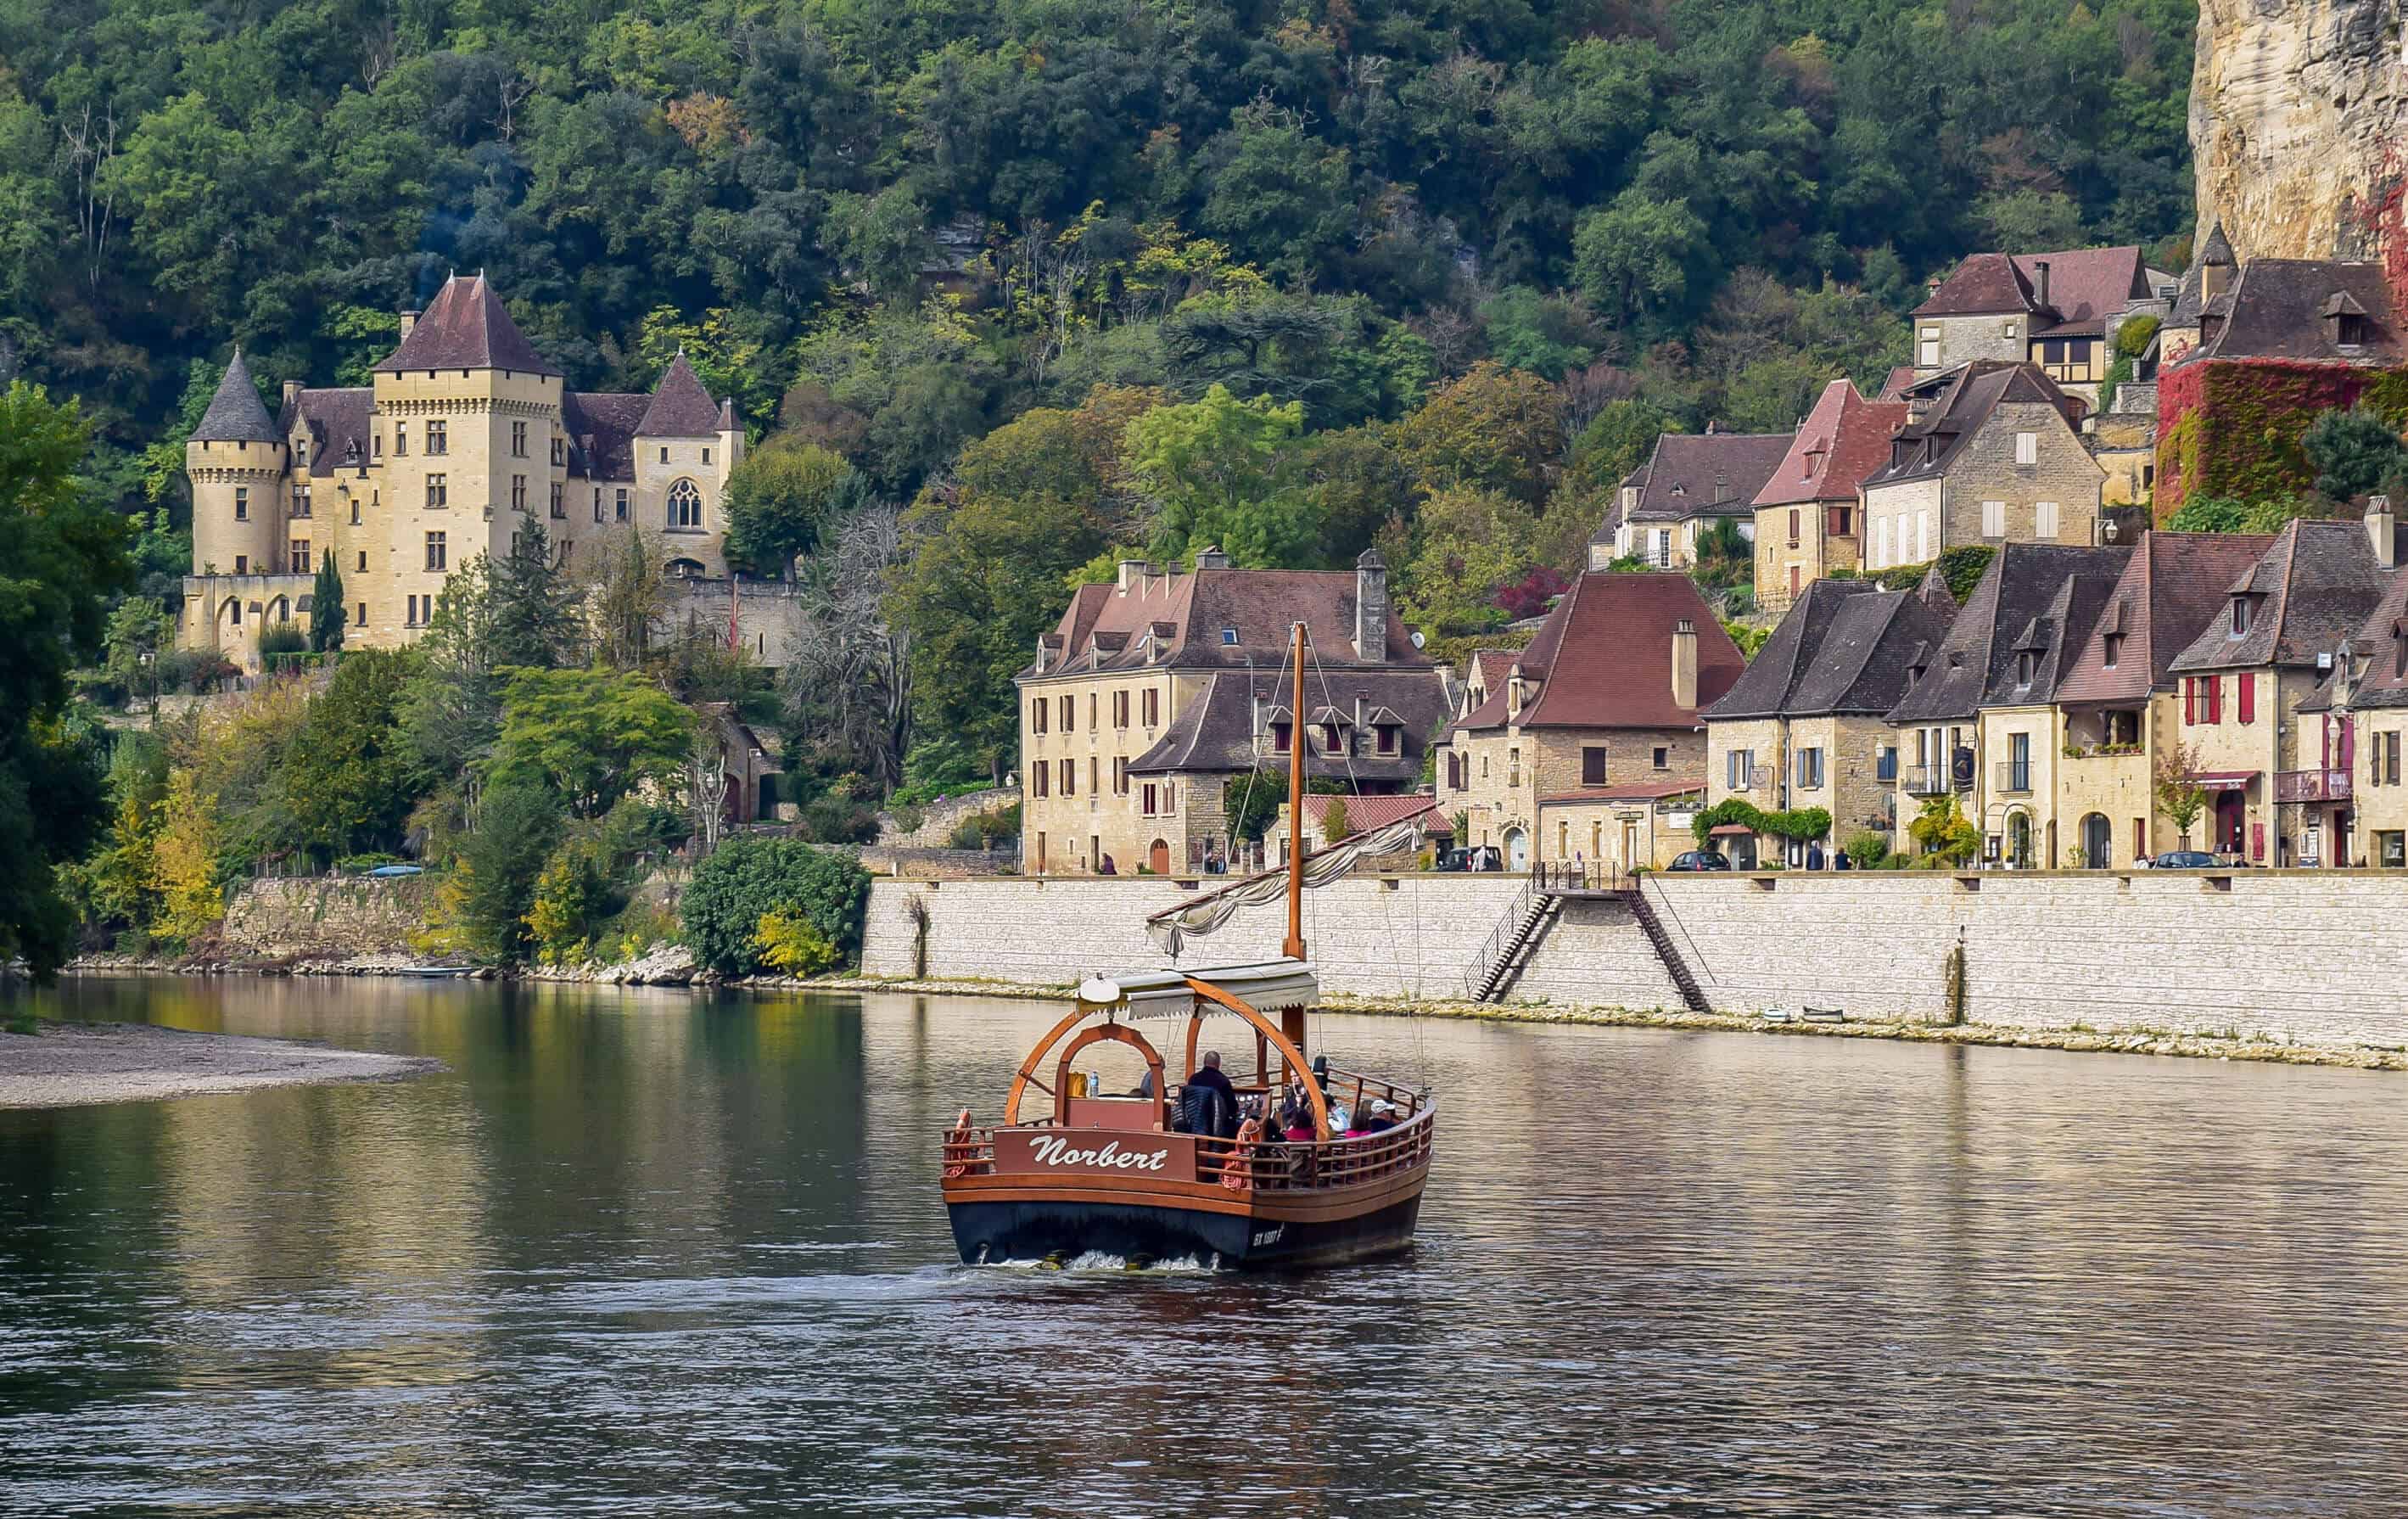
(1223, 1117), (1262, 1191)
(943, 1107), (973, 1179)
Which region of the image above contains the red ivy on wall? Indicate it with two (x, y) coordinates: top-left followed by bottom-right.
(2153, 359), (2408, 521)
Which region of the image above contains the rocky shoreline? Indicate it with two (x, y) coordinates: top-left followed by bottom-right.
(58, 956), (2408, 1073)
(0, 1021), (444, 1109)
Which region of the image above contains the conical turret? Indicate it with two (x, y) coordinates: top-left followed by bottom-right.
(193, 350), (280, 444)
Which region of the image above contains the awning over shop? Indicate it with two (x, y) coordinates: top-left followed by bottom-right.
(1709, 823), (1754, 837)
(2186, 771), (2257, 792)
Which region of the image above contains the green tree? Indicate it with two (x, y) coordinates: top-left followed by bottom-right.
(1397, 486), (1535, 635)
(1122, 384), (1313, 565)
(489, 526), (585, 670)
(447, 782), (566, 962)
(310, 551), (347, 653)
(1907, 795), (1980, 866)
(283, 649), (416, 857)
(724, 441), (851, 575)
(2301, 406), (2408, 502)
(680, 836), (871, 975)
(0, 384), (127, 978)
(1392, 362), (1566, 507)
(488, 668), (695, 819)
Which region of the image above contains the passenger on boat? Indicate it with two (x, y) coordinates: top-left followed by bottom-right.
(1280, 1096), (1315, 1142)
(1360, 1100), (1398, 1134)
(1180, 1051), (1239, 1138)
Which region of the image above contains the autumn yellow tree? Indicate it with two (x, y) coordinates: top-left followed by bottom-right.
(150, 770), (225, 948)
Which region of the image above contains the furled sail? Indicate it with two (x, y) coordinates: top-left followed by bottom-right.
(1145, 816), (1427, 955)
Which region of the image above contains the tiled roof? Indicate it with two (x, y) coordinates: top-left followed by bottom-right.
(2167, 518), (2389, 672)
(276, 388), (373, 477)
(2338, 567), (2408, 709)
(1914, 245), (2149, 322)
(1454, 572), (1745, 732)
(1751, 381), (1909, 507)
(1619, 431), (1795, 524)
(193, 351), (280, 443)
(1876, 366), (1918, 402)
(563, 390), (651, 480)
(2170, 222), (2239, 326)
(1538, 779), (1705, 803)
(1127, 667), (1448, 781)
(1996, 569), (2124, 707)
(1296, 793), (1447, 835)
(1028, 563), (1429, 680)
(375, 274), (558, 376)
(1886, 543), (2131, 723)
(2055, 531), (2278, 703)
(1707, 576), (1955, 720)
(1863, 362), (2085, 488)
(2182, 259), (2406, 365)
(637, 353), (725, 437)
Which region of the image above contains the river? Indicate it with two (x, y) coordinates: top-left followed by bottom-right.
(3, 976), (2406, 1516)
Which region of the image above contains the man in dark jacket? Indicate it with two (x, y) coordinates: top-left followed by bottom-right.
(1182, 1051), (1239, 1138)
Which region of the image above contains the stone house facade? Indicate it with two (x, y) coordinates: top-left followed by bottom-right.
(1750, 380), (1909, 615)
(1017, 549), (1448, 877)
(1705, 575), (1956, 866)
(1595, 429), (1791, 570)
(180, 275), (744, 669)
(1912, 245), (2168, 409)
(2315, 509), (2408, 866)
(1436, 572), (1743, 869)
(2166, 516), (2394, 866)
(1862, 362), (2106, 575)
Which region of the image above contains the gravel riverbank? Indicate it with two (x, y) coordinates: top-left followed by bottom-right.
(0, 1022), (443, 1109)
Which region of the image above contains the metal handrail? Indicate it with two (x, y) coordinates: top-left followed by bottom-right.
(1463, 876), (1537, 999)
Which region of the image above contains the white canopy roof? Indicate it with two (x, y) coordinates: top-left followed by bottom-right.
(1075, 960), (1319, 1018)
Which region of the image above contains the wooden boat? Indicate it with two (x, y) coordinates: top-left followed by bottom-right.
(941, 623), (1436, 1270)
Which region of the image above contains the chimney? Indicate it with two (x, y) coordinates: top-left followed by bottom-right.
(399, 306), (419, 341)
(2369, 495), (2395, 571)
(1116, 558), (1146, 591)
(1672, 619), (1699, 710)
(1034, 636), (1050, 675)
(1354, 692), (1366, 731)
(1194, 544), (1230, 570)
(281, 379), (301, 413)
(1507, 670), (1526, 720)
(2034, 260), (2051, 311)
(1354, 547), (1388, 663)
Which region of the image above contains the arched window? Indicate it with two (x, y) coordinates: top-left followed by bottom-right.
(666, 557), (706, 579)
(667, 479), (703, 530)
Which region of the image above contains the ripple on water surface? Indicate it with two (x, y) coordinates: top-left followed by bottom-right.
(3, 977), (2406, 1516)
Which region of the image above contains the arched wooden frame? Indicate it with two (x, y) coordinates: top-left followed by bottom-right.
(1005, 982), (1331, 1139)
(1049, 1023), (1166, 1127)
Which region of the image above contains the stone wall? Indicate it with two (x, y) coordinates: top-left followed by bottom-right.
(876, 788), (1019, 849)
(221, 875), (430, 956)
(875, 870), (2408, 1049)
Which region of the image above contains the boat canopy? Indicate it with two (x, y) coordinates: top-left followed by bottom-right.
(1075, 960), (1319, 1019)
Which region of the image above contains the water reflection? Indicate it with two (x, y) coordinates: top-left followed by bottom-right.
(3, 976), (2407, 1514)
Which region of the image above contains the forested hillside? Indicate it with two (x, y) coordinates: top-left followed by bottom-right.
(4, 0), (2198, 781)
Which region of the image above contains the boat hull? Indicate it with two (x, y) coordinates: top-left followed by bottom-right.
(947, 1191), (1423, 1270)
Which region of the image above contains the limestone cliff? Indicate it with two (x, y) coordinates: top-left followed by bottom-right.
(2192, 0), (2406, 261)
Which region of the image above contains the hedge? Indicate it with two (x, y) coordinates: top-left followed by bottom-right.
(680, 837), (871, 976)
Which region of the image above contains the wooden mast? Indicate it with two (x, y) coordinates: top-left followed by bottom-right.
(1281, 619), (1309, 1079)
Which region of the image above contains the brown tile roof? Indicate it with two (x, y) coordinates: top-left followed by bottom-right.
(2183, 259), (2406, 365)
(2167, 518), (2389, 672)
(1863, 362), (2085, 488)
(1876, 366), (1918, 402)
(2170, 222), (2238, 326)
(1539, 780), (1705, 804)
(1028, 564), (1429, 680)
(1128, 668), (1449, 782)
(1707, 575), (1956, 720)
(2337, 567), (2408, 709)
(276, 388), (374, 476)
(1296, 793), (1448, 834)
(562, 390), (651, 480)
(1885, 543), (2131, 722)
(637, 353), (725, 437)
(193, 350), (280, 443)
(1619, 430), (1795, 524)
(375, 274), (558, 376)
(1998, 569), (2125, 706)
(1751, 381), (1909, 508)
(1913, 245), (2149, 323)
(2055, 531), (2278, 703)
(1453, 572), (1745, 732)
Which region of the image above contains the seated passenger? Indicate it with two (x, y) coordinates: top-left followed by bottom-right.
(1280, 1097), (1316, 1142)
(1181, 1051), (1239, 1139)
(1360, 1099), (1398, 1134)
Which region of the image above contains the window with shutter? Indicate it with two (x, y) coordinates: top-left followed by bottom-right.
(2237, 672), (2254, 724)
(1581, 748), (1608, 786)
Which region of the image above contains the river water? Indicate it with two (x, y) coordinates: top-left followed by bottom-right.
(3, 978), (2406, 1516)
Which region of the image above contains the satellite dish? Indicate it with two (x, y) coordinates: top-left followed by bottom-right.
(1409, 630), (1426, 649)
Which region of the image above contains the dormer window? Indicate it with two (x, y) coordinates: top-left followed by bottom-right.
(1319, 723), (1342, 754)
(1375, 724), (1399, 756)
(2230, 597), (2254, 637)
(1220, 626), (1239, 646)
(2103, 631), (2123, 669)
(2016, 652), (2035, 687)
(1270, 720), (1292, 754)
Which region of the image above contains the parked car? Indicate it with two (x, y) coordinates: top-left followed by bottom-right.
(365, 863), (424, 877)
(1436, 845), (1505, 872)
(2151, 850), (2220, 870)
(1665, 850), (1733, 872)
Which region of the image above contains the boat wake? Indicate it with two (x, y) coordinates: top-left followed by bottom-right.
(983, 1250), (1218, 1275)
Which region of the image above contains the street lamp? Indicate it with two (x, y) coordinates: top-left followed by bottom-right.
(139, 649), (157, 726)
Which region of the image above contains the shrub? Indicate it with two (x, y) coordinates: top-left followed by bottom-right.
(681, 836), (871, 976)
(255, 623), (308, 657)
(755, 910), (840, 975)
(1844, 831), (1891, 869)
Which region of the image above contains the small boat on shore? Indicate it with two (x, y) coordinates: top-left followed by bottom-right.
(940, 623), (1436, 1270)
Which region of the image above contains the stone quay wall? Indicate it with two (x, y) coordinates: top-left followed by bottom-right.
(221, 875), (430, 956)
(871, 871), (2408, 1049)
(876, 787), (1019, 849)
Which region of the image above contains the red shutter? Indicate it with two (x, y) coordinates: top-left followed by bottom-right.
(2183, 678), (2195, 725)
(2237, 672), (2254, 725)
(2206, 677), (2221, 724)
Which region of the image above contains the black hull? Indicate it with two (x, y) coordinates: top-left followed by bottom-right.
(949, 1195), (1423, 1271)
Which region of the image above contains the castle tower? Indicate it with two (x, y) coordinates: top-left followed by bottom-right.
(633, 352), (737, 577)
(188, 349), (285, 579)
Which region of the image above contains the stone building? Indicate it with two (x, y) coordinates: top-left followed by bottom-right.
(1972, 562), (2127, 869)
(2164, 515), (2393, 866)
(2051, 530), (2276, 867)
(1910, 246), (2168, 408)
(179, 274), (744, 668)
(1596, 429), (1792, 570)
(1017, 549), (1448, 877)
(1861, 362), (2106, 574)
(1750, 379), (1909, 615)
(1883, 542), (2130, 859)
(2309, 502), (2408, 867)
(1704, 575), (1956, 867)
(1435, 571), (1744, 870)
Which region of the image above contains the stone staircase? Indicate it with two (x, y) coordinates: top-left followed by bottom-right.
(1463, 881), (1564, 1003)
(1625, 885), (1711, 1012)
